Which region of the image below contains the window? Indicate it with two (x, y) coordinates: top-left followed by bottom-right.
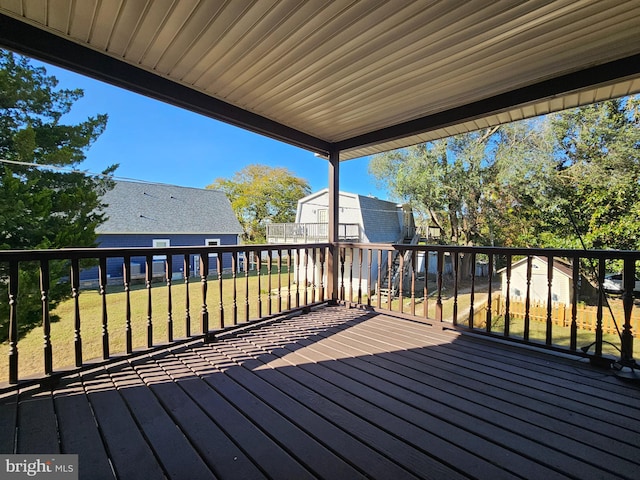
(153, 239), (170, 260)
(317, 209), (328, 223)
(206, 238), (220, 258)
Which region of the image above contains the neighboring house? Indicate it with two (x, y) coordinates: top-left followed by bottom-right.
(267, 189), (416, 295)
(84, 181), (243, 283)
(498, 256), (598, 305)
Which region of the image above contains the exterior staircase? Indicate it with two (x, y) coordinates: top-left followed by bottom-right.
(376, 230), (422, 300)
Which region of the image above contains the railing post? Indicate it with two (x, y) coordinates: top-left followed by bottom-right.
(232, 251), (238, 325)
(145, 255), (153, 347)
(217, 252), (224, 329)
(319, 247), (325, 302)
(200, 254), (209, 334)
(40, 259), (52, 375)
(99, 257), (110, 359)
(436, 250), (443, 322)
(8, 259), (19, 384)
(266, 250), (272, 315)
(486, 253), (494, 333)
(71, 258), (82, 367)
(504, 254), (512, 334)
(327, 149), (339, 303)
(595, 258), (605, 356)
(546, 254), (554, 346)
(570, 257), (579, 351)
(245, 250), (250, 322)
(621, 257), (635, 363)
(256, 251), (262, 318)
(286, 249), (292, 310)
(184, 254), (191, 337)
(166, 254), (173, 342)
(452, 252), (459, 326)
(376, 250), (382, 309)
(277, 250), (282, 313)
(423, 250), (428, 319)
(123, 256), (132, 354)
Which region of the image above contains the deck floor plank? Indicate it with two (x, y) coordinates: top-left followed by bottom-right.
(81, 368), (166, 480)
(53, 374), (115, 479)
(168, 350), (317, 480)
(133, 354), (267, 480)
(107, 362), (216, 480)
(230, 331), (512, 479)
(0, 392), (17, 454)
(238, 321), (570, 479)
(16, 387), (59, 454)
(351, 330), (640, 466)
(4, 306), (640, 480)
(359, 315), (640, 433)
(199, 341), (425, 480)
(189, 344), (372, 480)
(296, 317), (638, 479)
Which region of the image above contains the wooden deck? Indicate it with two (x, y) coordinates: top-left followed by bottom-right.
(1, 305), (639, 479)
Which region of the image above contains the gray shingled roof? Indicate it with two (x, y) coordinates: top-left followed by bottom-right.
(96, 181), (243, 235)
(357, 195), (402, 243)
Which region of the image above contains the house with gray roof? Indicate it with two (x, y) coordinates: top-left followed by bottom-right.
(90, 181), (243, 281)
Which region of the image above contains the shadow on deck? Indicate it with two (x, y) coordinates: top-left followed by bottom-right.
(1, 305), (639, 479)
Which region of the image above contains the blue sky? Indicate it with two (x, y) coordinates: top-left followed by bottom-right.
(35, 60), (389, 199)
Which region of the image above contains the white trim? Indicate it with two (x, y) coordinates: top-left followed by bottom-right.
(205, 238), (221, 257)
(153, 238), (170, 260)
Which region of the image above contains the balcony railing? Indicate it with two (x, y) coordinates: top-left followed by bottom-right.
(266, 223), (360, 243)
(1, 243), (638, 388)
(333, 243), (639, 368)
(0, 244), (329, 387)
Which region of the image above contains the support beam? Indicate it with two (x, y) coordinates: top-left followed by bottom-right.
(327, 150), (340, 302)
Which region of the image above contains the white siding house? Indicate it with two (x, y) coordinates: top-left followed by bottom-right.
(267, 189), (415, 296)
(498, 256), (597, 305)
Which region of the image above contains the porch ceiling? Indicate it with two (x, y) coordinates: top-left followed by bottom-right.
(1, 1), (639, 160)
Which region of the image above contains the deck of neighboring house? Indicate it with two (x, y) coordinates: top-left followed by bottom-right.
(2, 305), (638, 480)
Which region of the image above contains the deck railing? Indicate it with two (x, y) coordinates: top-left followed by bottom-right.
(266, 223), (360, 243)
(335, 243), (639, 367)
(2, 242), (639, 388)
(0, 243), (329, 387)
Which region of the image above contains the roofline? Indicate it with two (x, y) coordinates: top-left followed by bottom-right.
(496, 255), (573, 278)
(97, 232), (243, 236)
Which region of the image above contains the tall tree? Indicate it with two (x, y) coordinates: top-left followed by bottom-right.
(369, 127), (503, 247)
(550, 97), (640, 250)
(0, 50), (116, 338)
(208, 164), (311, 243)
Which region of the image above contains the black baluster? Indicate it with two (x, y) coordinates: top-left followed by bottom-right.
(40, 260), (52, 375)
(99, 257), (109, 359)
(71, 258), (82, 366)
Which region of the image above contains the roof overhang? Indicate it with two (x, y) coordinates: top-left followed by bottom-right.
(1, 1), (639, 161)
